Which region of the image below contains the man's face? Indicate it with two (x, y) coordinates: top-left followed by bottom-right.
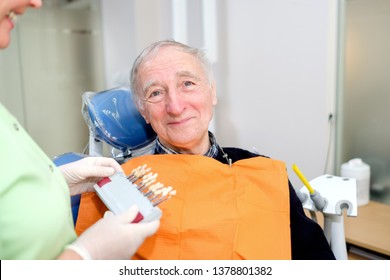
(137, 46), (217, 154)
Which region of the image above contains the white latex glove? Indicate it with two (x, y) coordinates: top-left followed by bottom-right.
(66, 205), (160, 260)
(59, 156), (124, 196)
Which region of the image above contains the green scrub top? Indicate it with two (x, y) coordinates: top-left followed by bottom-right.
(0, 103), (77, 259)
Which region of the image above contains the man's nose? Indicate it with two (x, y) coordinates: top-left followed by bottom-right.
(165, 90), (186, 114)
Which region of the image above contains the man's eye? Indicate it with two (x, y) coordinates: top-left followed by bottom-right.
(150, 91), (161, 97)
(184, 81), (194, 87)
(145, 90), (165, 103)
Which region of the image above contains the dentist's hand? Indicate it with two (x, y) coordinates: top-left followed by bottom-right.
(59, 156), (123, 195)
(66, 205), (160, 259)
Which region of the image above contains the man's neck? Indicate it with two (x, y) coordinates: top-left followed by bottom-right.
(156, 131), (216, 156)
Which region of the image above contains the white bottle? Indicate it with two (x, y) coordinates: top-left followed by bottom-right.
(341, 158), (370, 206)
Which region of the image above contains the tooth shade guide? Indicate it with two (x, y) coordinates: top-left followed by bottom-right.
(153, 190), (176, 206)
(144, 182), (164, 197)
(126, 164), (176, 207)
(127, 164), (151, 183)
(149, 186), (172, 202)
(137, 173), (158, 191)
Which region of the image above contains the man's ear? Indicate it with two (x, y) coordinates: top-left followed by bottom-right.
(139, 107), (150, 124)
(134, 101), (149, 124)
(138, 107), (150, 124)
(142, 114), (150, 124)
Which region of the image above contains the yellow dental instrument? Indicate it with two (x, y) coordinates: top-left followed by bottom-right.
(292, 163), (326, 211)
(292, 163), (315, 194)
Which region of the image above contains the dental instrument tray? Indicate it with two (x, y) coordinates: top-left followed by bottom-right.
(94, 164), (176, 223)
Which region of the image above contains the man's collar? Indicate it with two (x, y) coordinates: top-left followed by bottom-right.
(155, 131), (219, 159)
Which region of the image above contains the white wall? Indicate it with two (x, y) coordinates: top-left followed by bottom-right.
(0, 3), (105, 158)
(99, 0), (340, 188)
(215, 0), (339, 187)
(100, 0), (174, 88)
(99, 0), (135, 89)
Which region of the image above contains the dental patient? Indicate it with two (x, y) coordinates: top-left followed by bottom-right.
(76, 40), (335, 260)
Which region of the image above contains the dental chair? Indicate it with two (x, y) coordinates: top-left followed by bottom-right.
(81, 86), (157, 162)
(57, 86), (357, 259)
(53, 86), (157, 225)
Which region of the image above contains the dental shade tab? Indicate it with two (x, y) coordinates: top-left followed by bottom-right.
(94, 164), (176, 223)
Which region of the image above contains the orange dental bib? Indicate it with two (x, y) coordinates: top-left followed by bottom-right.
(76, 154), (291, 259)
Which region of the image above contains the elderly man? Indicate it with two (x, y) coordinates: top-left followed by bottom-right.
(76, 40), (335, 260)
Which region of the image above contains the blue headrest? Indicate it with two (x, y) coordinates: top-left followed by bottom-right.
(82, 87), (156, 151)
